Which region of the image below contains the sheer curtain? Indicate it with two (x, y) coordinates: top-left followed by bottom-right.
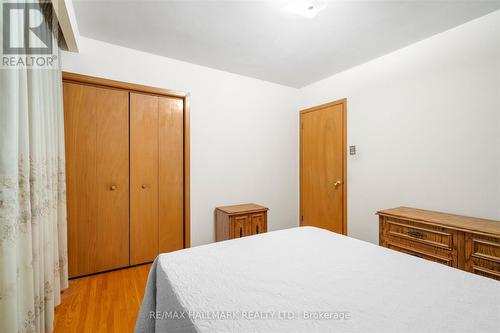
(0, 2), (68, 333)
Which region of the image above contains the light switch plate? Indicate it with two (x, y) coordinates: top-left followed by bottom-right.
(349, 145), (356, 155)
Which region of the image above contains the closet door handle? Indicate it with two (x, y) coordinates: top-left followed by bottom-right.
(333, 180), (343, 188)
(141, 184), (149, 190)
(110, 185), (117, 191)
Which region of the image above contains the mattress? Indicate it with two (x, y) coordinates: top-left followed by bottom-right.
(135, 227), (500, 333)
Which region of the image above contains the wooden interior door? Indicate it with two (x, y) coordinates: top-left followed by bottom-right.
(158, 97), (185, 253)
(130, 93), (159, 265)
(300, 99), (346, 234)
(64, 82), (129, 278)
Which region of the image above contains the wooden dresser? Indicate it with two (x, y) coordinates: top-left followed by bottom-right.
(377, 207), (500, 280)
(215, 204), (269, 241)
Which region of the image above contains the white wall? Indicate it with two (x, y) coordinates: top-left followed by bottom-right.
(62, 11), (500, 248)
(61, 37), (300, 246)
(300, 11), (500, 244)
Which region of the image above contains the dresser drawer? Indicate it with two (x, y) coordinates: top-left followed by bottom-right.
(384, 217), (454, 250)
(381, 217), (458, 268)
(465, 234), (500, 280)
(386, 242), (454, 267)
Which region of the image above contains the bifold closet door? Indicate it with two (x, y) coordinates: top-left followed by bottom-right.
(64, 82), (129, 278)
(130, 93), (159, 265)
(158, 97), (184, 253)
(130, 93), (185, 264)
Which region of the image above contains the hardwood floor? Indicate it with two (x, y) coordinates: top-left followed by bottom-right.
(54, 264), (151, 333)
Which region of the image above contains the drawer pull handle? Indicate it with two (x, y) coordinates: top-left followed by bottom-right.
(239, 227), (243, 238)
(408, 230), (424, 238)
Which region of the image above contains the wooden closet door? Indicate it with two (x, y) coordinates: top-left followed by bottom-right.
(158, 97), (184, 253)
(64, 82), (129, 278)
(130, 93), (159, 265)
(96, 88), (130, 272)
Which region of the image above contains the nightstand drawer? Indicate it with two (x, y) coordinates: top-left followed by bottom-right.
(249, 212), (267, 235)
(230, 215), (249, 239)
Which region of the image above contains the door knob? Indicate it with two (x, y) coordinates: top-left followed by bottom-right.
(141, 184), (148, 189)
(333, 180), (343, 188)
(110, 185), (117, 191)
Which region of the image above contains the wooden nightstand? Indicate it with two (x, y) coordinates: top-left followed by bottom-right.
(215, 203), (269, 241)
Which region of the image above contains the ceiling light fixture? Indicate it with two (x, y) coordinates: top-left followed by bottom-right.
(284, 1), (326, 19)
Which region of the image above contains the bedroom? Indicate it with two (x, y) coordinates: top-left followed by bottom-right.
(0, 0), (499, 332)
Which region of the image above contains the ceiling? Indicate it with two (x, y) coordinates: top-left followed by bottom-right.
(72, 0), (500, 88)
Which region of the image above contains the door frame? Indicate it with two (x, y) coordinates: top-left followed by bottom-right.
(62, 72), (191, 248)
(299, 98), (347, 235)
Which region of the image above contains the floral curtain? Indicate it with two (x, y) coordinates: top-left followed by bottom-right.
(0, 1), (68, 332)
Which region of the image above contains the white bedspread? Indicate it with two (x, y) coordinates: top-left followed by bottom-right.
(135, 227), (500, 333)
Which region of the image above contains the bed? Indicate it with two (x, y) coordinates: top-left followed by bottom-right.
(135, 227), (500, 333)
